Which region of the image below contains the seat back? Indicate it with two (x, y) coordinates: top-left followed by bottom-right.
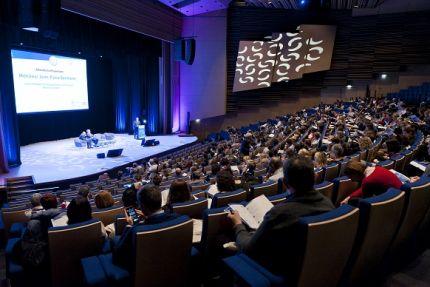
(48, 219), (104, 287)
(296, 205), (359, 287)
(115, 214), (128, 236)
(324, 162), (339, 182)
(346, 189), (405, 284)
(315, 181), (335, 202)
(191, 182), (211, 192)
(92, 206), (123, 226)
(359, 149), (368, 161)
(1, 207), (30, 239)
(267, 192), (288, 205)
(333, 176), (359, 206)
(251, 181), (278, 199)
(314, 168), (324, 185)
(377, 159), (394, 170)
(254, 168), (266, 177)
(390, 177), (430, 253)
(211, 189), (247, 208)
(172, 198), (208, 219)
(201, 208), (231, 271)
(134, 216), (193, 287)
(391, 154), (406, 172)
(338, 158), (350, 177)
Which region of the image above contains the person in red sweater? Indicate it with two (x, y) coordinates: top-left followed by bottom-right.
(341, 160), (402, 204)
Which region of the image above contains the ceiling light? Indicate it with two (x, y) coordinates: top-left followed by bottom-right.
(381, 73), (387, 79)
(346, 84), (352, 89)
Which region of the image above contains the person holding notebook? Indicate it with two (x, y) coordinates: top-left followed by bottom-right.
(227, 156), (334, 278)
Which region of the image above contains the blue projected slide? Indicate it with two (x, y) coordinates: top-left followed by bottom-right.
(11, 49), (89, 113)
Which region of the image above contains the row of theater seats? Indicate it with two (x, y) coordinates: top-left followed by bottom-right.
(7, 174), (428, 287)
(1, 127), (424, 243)
(387, 82), (430, 105)
(223, 176), (430, 287)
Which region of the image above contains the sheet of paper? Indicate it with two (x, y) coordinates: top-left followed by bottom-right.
(229, 204), (260, 230)
(245, 195), (273, 226)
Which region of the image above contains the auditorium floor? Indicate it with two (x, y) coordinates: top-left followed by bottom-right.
(0, 134), (198, 185)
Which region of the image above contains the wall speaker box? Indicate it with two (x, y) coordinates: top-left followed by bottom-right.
(184, 38), (195, 65)
(106, 148), (123, 157)
(174, 39), (185, 61)
(97, 153), (105, 159)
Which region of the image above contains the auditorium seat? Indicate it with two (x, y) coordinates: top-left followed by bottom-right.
(82, 216), (193, 287)
(7, 219), (106, 287)
(391, 154), (406, 172)
(92, 206), (124, 226)
(200, 207), (231, 277)
(191, 182), (211, 192)
(222, 205), (359, 287)
(211, 189), (247, 208)
(251, 181), (278, 199)
(1, 206), (30, 240)
(315, 181), (334, 202)
(343, 188), (405, 285)
(314, 167), (324, 185)
(49, 219), (106, 287)
(323, 162), (339, 182)
(172, 198), (208, 219)
(389, 177), (430, 256)
(376, 159), (395, 170)
(267, 192), (288, 205)
(333, 176), (359, 206)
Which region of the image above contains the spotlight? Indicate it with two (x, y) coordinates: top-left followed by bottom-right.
(381, 73), (387, 79)
(195, 119), (201, 123)
(300, 0), (305, 4)
(346, 84), (352, 89)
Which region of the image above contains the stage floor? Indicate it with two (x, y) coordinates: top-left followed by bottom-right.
(0, 134), (197, 185)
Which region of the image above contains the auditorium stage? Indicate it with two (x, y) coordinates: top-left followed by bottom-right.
(0, 134), (198, 185)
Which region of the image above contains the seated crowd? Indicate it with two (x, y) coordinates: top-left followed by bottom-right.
(5, 96), (430, 286)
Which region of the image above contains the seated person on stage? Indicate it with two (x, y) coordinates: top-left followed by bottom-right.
(79, 131), (86, 141)
(113, 185), (179, 272)
(227, 156), (335, 277)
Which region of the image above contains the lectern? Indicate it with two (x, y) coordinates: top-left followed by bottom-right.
(137, 125), (146, 139)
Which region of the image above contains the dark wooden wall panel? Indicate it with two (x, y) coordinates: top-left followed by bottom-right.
(227, 7), (430, 112)
(61, 0), (183, 42)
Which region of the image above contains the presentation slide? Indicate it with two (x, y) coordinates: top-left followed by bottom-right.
(11, 49), (89, 113)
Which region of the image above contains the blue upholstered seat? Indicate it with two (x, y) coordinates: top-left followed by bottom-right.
(211, 189), (247, 208)
(81, 215), (194, 287)
(343, 188), (405, 285)
(222, 205), (359, 287)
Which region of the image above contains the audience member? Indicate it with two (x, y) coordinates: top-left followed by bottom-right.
(67, 197), (92, 225)
(94, 190), (115, 209)
(164, 179), (193, 212)
(113, 185), (179, 271)
(341, 160), (402, 204)
(227, 156), (334, 278)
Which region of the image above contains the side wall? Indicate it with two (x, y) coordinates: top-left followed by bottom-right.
(179, 11), (227, 131)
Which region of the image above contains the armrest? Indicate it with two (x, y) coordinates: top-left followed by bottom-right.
(238, 254), (285, 285)
(5, 237), (23, 278)
(10, 222), (26, 238)
(102, 239), (112, 254)
(223, 255), (271, 287)
(81, 256), (108, 287)
(98, 253), (130, 285)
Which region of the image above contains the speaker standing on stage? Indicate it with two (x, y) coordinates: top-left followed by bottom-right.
(133, 117), (141, 139)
